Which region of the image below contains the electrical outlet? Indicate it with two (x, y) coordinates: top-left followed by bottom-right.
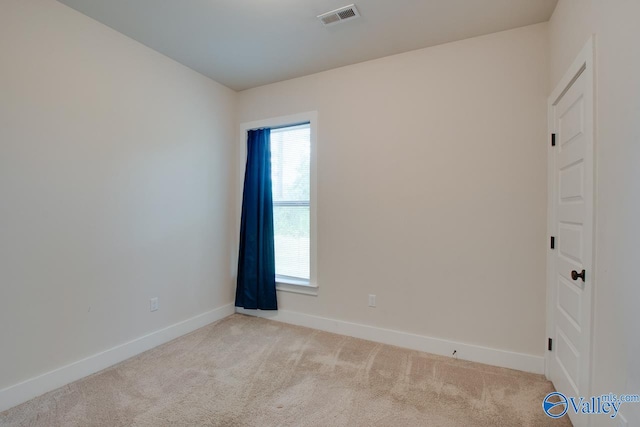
(368, 294), (376, 307)
(150, 297), (159, 312)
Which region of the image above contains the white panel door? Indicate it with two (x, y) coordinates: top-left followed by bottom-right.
(547, 40), (594, 427)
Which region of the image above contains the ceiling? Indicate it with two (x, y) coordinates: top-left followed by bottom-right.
(56, 0), (558, 91)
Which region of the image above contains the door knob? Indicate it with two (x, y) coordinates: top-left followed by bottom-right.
(571, 269), (585, 282)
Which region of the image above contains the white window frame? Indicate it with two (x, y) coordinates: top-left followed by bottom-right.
(238, 112), (318, 296)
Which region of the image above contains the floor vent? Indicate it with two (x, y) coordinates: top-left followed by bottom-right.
(317, 4), (360, 27)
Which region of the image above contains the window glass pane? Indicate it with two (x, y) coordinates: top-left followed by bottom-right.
(270, 122), (311, 281)
(271, 124), (310, 202)
(273, 205), (310, 280)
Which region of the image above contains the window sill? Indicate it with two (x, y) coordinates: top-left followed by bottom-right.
(276, 279), (318, 296)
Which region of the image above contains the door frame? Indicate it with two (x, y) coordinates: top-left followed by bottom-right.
(545, 35), (596, 397)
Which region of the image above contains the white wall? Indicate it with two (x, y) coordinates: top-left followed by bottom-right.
(548, 0), (594, 87)
(0, 0), (237, 393)
(550, 1), (640, 425)
(238, 24), (549, 359)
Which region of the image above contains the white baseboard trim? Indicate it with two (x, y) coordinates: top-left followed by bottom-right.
(0, 303), (235, 413)
(236, 308), (545, 375)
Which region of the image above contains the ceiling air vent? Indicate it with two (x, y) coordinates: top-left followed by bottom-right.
(317, 4), (360, 27)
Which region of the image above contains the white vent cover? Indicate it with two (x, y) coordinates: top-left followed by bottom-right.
(317, 4), (360, 27)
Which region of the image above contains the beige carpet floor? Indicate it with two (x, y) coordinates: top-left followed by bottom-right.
(1, 314), (572, 427)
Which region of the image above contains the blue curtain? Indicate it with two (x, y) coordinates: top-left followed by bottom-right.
(235, 128), (278, 310)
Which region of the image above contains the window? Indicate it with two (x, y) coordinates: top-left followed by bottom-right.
(270, 123), (310, 283)
(239, 111), (317, 295)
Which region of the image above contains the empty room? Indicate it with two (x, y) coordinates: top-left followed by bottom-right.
(1, 0), (639, 426)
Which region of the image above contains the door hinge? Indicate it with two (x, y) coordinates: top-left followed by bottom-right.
(548, 338), (553, 351)
(550, 236), (555, 249)
(551, 133), (556, 147)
